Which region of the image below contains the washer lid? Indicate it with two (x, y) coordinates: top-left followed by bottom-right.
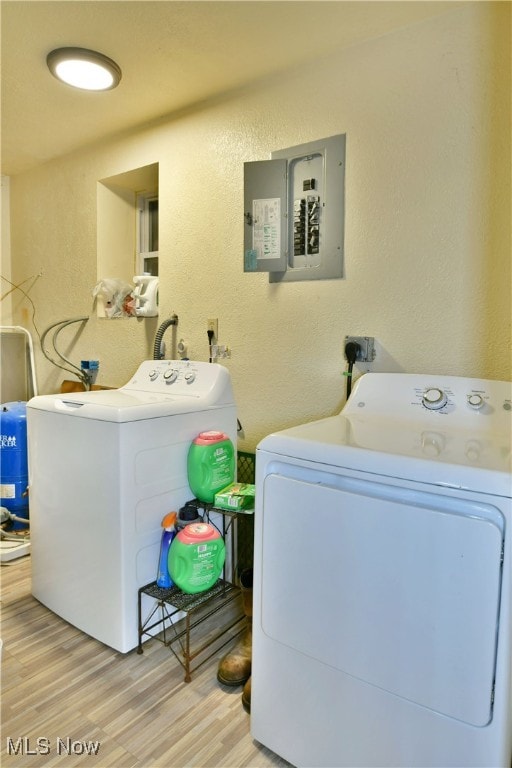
(26, 360), (235, 423)
(26, 389), (224, 422)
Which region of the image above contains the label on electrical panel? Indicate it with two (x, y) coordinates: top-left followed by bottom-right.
(244, 250), (258, 272)
(252, 198), (281, 260)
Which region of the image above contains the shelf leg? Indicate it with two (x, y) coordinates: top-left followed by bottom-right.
(184, 611), (192, 683)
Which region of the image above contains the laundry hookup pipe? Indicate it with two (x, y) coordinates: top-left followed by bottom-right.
(40, 316), (89, 387)
(153, 314), (178, 359)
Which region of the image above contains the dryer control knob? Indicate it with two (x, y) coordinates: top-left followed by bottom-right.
(467, 393), (484, 410)
(422, 387), (447, 410)
(149, 369), (159, 381)
(184, 371), (196, 384)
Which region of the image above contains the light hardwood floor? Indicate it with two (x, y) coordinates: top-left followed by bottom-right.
(1, 556), (291, 768)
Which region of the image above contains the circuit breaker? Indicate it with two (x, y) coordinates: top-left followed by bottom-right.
(244, 134), (345, 282)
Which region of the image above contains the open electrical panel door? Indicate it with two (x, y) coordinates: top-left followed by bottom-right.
(244, 134), (346, 282)
(243, 159), (288, 274)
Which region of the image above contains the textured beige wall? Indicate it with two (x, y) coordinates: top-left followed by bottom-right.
(1, 176), (12, 319)
(5, 3), (511, 450)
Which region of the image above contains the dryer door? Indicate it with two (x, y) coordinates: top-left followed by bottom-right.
(260, 470), (504, 726)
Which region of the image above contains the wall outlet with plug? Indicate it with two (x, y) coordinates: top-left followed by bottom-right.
(207, 319), (218, 338)
(344, 336), (376, 363)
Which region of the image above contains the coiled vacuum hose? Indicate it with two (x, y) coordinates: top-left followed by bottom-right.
(153, 315), (178, 359)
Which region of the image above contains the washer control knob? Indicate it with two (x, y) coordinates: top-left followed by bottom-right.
(149, 369), (159, 381)
(164, 369), (178, 383)
(467, 393), (484, 410)
(422, 388), (448, 410)
(184, 371), (196, 384)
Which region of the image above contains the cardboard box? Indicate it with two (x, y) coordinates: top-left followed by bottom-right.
(214, 483), (255, 512)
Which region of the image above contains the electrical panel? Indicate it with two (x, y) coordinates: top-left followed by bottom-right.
(244, 134), (345, 282)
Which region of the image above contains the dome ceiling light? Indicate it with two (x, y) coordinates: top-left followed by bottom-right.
(47, 47), (122, 91)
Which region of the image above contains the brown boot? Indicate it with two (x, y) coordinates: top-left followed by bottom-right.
(217, 569), (253, 686)
(242, 675), (251, 713)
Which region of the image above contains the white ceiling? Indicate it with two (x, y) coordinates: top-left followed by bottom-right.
(1, 1), (463, 176)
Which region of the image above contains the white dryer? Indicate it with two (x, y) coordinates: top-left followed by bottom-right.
(252, 373), (511, 768)
(27, 360), (236, 653)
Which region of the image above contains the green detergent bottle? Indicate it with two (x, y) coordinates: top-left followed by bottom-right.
(168, 522), (225, 594)
(187, 431), (235, 503)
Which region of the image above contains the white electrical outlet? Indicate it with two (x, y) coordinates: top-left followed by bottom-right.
(207, 318), (218, 338)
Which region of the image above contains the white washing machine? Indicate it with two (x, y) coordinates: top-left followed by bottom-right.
(27, 360), (236, 653)
(252, 373), (511, 768)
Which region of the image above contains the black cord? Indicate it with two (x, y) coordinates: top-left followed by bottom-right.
(344, 341), (360, 400)
(207, 329), (214, 363)
(346, 361), (354, 399)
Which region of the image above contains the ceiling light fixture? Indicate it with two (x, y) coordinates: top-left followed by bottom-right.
(47, 47), (122, 91)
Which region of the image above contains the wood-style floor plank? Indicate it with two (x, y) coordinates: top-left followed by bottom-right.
(1, 556), (291, 768)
